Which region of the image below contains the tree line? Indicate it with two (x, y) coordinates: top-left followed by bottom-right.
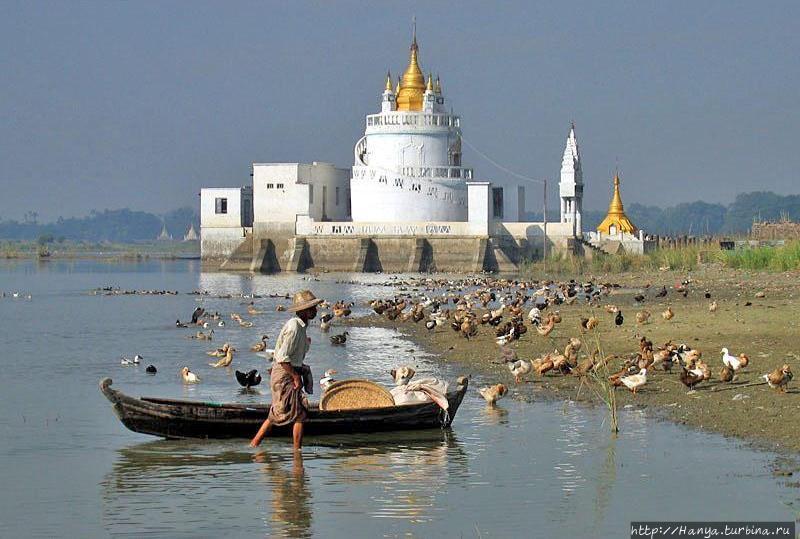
(0, 207), (199, 242)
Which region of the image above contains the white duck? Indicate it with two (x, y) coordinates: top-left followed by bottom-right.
(721, 348), (743, 371)
(620, 368), (648, 394)
(257, 349), (275, 362)
(180, 366), (200, 384)
(507, 359), (532, 383)
(320, 369), (337, 391)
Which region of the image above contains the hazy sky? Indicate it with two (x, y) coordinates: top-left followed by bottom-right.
(1, 1), (798, 220)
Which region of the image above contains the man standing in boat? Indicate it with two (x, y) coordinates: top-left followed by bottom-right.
(250, 290), (322, 451)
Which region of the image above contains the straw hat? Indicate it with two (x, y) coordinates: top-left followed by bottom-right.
(288, 290), (323, 312)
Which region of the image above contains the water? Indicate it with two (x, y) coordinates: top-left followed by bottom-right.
(1, 259), (797, 538)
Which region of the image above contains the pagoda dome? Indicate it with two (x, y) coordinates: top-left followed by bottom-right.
(395, 37), (425, 111)
(597, 173), (637, 234)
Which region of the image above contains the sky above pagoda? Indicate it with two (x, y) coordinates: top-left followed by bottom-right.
(1, 1), (798, 219)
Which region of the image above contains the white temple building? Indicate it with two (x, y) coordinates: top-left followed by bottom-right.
(200, 31), (595, 272)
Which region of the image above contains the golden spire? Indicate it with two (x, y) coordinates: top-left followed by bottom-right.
(426, 72), (433, 92)
(395, 76), (401, 94)
(385, 71), (393, 92)
(396, 29), (425, 111)
(597, 173), (638, 234)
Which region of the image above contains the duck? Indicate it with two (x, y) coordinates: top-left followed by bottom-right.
(275, 304), (286, 312)
(425, 319), (436, 331)
(619, 368), (647, 394)
(656, 286), (668, 298)
(635, 310), (651, 325)
(256, 349), (275, 362)
(319, 313), (333, 332)
(238, 319), (254, 328)
(763, 364), (793, 392)
(250, 336), (269, 352)
(390, 366), (416, 386)
(145, 364), (157, 375)
(207, 343), (230, 357)
(507, 359), (533, 383)
(191, 329), (214, 341)
(320, 369), (338, 391)
(614, 310), (624, 326)
(536, 317), (555, 336)
(719, 365), (734, 383)
(246, 303), (263, 315)
(721, 348), (747, 371)
(218, 320), (225, 327)
(180, 366), (200, 384)
(708, 301), (718, 313)
(661, 307), (674, 321)
(235, 369), (262, 388)
(532, 355), (555, 376)
(478, 384), (507, 406)
(581, 316), (599, 332)
(680, 366), (704, 390)
(120, 356), (136, 366)
(176, 319), (189, 328)
(209, 347), (235, 368)
(330, 331), (349, 345)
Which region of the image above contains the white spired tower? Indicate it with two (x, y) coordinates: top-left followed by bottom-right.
(349, 33), (473, 222)
(559, 123), (584, 236)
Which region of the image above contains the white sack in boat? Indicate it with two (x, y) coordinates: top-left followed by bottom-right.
(390, 377), (449, 409)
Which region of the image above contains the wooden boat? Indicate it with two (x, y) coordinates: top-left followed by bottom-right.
(99, 377), (469, 440)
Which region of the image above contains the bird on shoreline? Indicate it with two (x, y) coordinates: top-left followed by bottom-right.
(619, 368), (647, 394)
(478, 384), (507, 406)
(763, 365), (793, 392)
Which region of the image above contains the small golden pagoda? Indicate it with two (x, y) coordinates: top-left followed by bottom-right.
(597, 173), (637, 235)
(395, 33), (425, 111)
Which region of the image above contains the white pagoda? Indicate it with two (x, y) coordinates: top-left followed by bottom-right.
(349, 32), (473, 222)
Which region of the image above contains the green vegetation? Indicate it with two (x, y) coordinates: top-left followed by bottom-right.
(0, 239), (199, 260)
(522, 241), (800, 277)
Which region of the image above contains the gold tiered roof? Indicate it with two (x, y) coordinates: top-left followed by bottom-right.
(395, 35), (426, 111)
(597, 173), (638, 234)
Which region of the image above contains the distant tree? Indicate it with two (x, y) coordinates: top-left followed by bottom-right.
(37, 233), (54, 245)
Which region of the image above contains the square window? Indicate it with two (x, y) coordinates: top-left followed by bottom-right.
(215, 198), (228, 214)
(266, 183), (274, 189)
(276, 183), (284, 189)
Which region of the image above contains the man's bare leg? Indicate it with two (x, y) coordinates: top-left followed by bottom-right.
(292, 422), (304, 450)
(250, 418), (272, 447)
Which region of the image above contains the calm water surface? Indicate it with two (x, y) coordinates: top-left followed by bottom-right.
(0, 260), (797, 538)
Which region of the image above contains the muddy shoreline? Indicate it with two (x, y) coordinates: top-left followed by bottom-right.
(344, 266), (800, 471)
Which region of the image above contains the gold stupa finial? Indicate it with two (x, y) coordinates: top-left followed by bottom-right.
(426, 72), (433, 92)
(395, 76), (401, 94)
(385, 71), (393, 92)
(597, 172), (637, 234)
(396, 23), (425, 111)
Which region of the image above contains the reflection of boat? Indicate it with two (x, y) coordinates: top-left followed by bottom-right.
(99, 377), (468, 439)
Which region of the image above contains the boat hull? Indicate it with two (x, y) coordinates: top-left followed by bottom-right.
(99, 377), (468, 440)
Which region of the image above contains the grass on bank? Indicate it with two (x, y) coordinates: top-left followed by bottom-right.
(521, 241), (800, 276)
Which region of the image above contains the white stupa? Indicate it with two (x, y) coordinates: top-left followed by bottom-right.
(559, 123), (584, 236)
(349, 32), (472, 222)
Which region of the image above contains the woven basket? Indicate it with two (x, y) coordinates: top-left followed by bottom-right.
(319, 379), (395, 411)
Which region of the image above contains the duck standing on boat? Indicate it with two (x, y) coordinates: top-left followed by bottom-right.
(250, 290), (323, 451)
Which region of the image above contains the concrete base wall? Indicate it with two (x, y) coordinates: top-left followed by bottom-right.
(201, 227), (249, 260)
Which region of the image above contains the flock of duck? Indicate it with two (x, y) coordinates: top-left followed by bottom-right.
(107, 274), (793, 412)
(362, 276), (794, 406)
(123, 300), (356, 392)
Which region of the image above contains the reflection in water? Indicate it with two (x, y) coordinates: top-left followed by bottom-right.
(102, 431), (468, 536)
(254, 451), (312, 538)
